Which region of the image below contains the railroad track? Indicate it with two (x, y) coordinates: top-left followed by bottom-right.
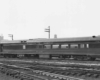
(0, 63), (84, 80)
(1, 59), (100, 80)
(26, 65), (100, 80)
(1, 58), (100, 67)
(0, 63), (99, 80)
(1, 59), (100, 71)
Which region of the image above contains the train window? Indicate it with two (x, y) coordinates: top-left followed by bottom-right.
(61, 44), (69, 49)
(23, 45), (26, 49)
(89, 43), (100, 48)
(86, 44), (89, 48)
(44, 45), (51, 49)
(70, 44), (78, 48)
(26, 44), (37, 49)
(3, 44), (22, 50)
(38, 45), (43, 48)
(52, 44), (59, 49)
(80, 44), (85, 48)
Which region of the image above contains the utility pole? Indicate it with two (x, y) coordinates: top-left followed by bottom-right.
(45, 26), (50, 39)
(8, 34), (13, 40)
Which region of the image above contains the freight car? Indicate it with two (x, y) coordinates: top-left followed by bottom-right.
(0, 36), (100, 60)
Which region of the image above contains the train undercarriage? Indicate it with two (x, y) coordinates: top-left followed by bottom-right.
(0, 53), (97, 61)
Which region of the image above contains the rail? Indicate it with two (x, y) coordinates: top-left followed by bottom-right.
(0, 63), (84, 80)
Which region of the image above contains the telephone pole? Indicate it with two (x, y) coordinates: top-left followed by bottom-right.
(45, 26), (50, 39)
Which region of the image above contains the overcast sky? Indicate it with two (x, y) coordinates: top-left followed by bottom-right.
(0, 0), (100, 40)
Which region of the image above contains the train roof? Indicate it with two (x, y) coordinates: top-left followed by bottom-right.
(27, 36), (100, 43)
(0, 40), (21, 44)
(1, 36), (100, 44)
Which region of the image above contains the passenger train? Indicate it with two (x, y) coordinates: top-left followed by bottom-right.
(0, 36), (100, 60)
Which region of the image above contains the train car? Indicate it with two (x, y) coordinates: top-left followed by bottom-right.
(0, 36), (100, 60)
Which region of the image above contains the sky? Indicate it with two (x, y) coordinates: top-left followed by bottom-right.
(0, 0), (100, 40)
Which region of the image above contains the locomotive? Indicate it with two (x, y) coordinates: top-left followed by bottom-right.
(0, 36), (100, 60)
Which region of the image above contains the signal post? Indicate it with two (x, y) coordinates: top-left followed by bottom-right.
(45, 26), (50, 39)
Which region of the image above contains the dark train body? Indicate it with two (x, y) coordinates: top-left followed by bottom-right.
(0, 36), (100, 60)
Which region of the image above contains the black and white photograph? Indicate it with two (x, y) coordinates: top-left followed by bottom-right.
(0, 0), (100, 80)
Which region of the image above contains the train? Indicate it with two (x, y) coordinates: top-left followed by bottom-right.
(0, 36), (100, 60)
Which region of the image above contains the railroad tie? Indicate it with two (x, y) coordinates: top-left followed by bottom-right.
(92, 74), (99, 78)
(53, 75), (58, 78)
(85, 73), (92, 77)
(46, 73), (50, 76)
(50, 74), (54, 77)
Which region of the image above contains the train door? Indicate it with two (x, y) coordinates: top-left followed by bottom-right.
(0, 44), (3, 52)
